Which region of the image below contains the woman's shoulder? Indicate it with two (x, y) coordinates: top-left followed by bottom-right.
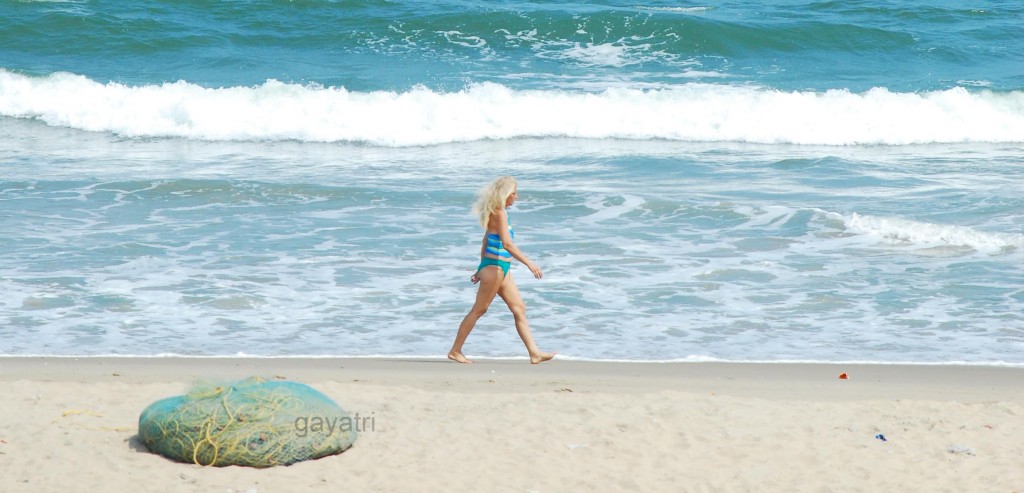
(486, 207), (507, 230)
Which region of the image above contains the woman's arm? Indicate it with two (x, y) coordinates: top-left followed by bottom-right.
(492, 208), (543, 279)
(469, 233), (488, 283)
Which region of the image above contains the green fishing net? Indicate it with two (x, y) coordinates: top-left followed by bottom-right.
(138, 377), (357, 467)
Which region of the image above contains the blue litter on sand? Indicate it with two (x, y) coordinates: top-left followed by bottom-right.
(875, 434), (887, 442)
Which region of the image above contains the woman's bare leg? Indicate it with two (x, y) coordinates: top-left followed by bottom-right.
(449, 266), (504, 363)
(497, 272), (555, 364)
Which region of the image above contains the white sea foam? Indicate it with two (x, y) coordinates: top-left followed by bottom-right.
(439, 30), (488, 49)
(554, 41), (674, 68)
(561, 42), (637, 67)
(2, 70), (1023, 146)
(634, 6), (714, 13)
(834, 212), (1024, 254)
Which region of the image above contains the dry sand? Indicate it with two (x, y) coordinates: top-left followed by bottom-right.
(1, 357), (1022, 492)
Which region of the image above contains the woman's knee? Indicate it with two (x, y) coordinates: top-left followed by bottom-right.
(469, 304), (490, 318)
(507, 302), (526, 318)
(471, 293), (498, 316)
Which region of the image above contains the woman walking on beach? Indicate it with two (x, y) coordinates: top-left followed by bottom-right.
(448, 176), (555, 364)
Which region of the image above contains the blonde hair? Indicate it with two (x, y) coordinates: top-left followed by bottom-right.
(472, 176), (517, 228)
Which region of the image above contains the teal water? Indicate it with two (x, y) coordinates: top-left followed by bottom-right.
(3, 0), (1022, 91)
(1, 0), (1023, 363)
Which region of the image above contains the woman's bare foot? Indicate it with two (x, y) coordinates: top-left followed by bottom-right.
(530, 351), (556, 364)
(448, 351), (473, 364)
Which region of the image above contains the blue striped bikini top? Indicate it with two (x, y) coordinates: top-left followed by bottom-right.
(485, 213), (513, 259)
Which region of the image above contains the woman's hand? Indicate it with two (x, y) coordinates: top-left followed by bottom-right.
(526, 261), (543, 279)
(470, 271), (481, 284)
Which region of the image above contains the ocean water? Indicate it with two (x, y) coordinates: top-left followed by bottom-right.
(1, 0), (1023, 364)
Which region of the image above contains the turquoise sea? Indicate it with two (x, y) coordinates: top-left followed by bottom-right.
(2, 0), (1023, 363)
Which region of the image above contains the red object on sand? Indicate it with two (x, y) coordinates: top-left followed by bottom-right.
(838, 373), (848, 379)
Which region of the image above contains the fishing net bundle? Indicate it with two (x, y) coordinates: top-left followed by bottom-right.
(138, 377), (356, 467)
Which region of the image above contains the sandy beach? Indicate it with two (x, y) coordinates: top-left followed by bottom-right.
(1, 357), (1022, 492)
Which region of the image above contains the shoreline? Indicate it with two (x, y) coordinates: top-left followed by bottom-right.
(4, 352), (1019, 364)
(3, 355), (1022, 401)
(3, 356), (1022, 491)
